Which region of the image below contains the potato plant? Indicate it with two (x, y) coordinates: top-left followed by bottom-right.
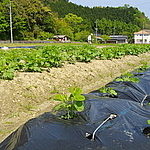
(115, 72), (139, 83)
(0, 44), (150, 80)
(53, 87), (85, 119)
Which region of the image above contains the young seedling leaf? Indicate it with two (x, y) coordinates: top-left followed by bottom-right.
(74, 101), (84, 112)
(53, 94), (67, 102)
(147, 120), (150, 125)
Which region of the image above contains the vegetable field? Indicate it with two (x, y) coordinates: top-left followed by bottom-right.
(1, 44), (150, 80)
(1, 43), (150, 142)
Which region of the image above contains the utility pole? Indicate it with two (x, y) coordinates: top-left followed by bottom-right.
(9, 0), (13, 43)
(113, 27), (115, 35)
(141, 19), (145, 44)
(95, 19), (98, 43)
(142, 21), (144, 44)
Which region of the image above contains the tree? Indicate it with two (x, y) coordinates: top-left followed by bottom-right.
(54, 18), (74, 39)
(97, 18), (113, 35)
(13, 0), (56, 39)
(101, 35), (110, 43)
(0, 12), (9, 39)
(64, 13), (83, 33)
(0, 0), (10, 40)
(97, 18), (140, 36)
(0, 0), (149, 40)
(74, 30), (90, 42)
(46, 0), (150, 31)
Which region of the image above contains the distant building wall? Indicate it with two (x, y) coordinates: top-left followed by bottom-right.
(134, 30), (150, 44)
(96, 35), (128, 44)
(107, 35), (128, 44)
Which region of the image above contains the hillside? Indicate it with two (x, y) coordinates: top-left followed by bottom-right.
(0, 0), (150, 41)
(42, 0), (150, 29)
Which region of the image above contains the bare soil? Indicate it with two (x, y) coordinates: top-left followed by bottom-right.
(0, 52), (150, 142)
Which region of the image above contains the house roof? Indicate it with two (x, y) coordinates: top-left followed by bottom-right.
(134, 30), (150, 35)
(109, 35), (128, 40)
(96, 35), (128, 40)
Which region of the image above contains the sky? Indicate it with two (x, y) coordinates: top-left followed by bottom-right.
(69, 0), (150, 18)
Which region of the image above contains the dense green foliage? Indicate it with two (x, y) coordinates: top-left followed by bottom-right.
(44, 0), (150, 31)
(53, 87), (85, 119)
(97, 18), (140, 42)
(45, 1), (148, 27)
(1, 44), (150, 80)
(0, 0), (149, 41)
(0, 0), (55, 40)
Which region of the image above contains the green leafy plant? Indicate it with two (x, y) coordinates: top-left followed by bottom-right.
(100, 87), (117, 96)
(53, 87), (85, 119)
(137, 64), (150, 72)
(147, 120), (150, 125)
(115, 72), (139, 83)
(1, 44), (150, 80)
(0, 69), (15, 80)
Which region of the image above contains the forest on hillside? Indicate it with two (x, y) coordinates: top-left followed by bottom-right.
(0, 0), (150, 41)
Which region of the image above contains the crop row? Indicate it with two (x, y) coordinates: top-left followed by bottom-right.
(0, 44), (150, 80)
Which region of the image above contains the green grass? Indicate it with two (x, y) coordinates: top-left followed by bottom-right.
(20, 103), (36, 112)
(0, 129), (13, 135)
(3, 121), (14, 125)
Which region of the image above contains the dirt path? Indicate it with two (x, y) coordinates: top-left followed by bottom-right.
(1, 52), (150, 142)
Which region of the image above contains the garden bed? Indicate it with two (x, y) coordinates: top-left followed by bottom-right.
(1, 57), (150, 150)
(1, 45), (150, 141)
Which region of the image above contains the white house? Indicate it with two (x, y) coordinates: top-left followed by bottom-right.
(134, 30), (150, 44)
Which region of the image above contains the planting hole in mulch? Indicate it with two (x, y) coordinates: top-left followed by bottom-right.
(143, 127), (150, 137)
